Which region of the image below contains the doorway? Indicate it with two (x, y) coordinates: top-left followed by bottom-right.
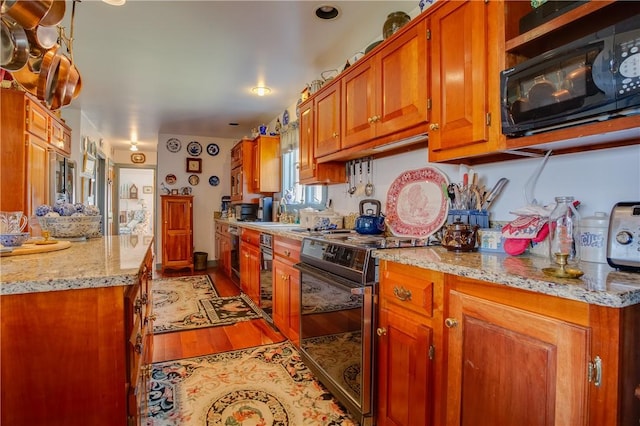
(115, 166), (156, 236)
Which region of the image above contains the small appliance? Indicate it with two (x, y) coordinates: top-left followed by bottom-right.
(257, 197), (273, 222)
(234, 203), (258, 221)
(501, 14), (640, 137)
(607, 202), (640, 271)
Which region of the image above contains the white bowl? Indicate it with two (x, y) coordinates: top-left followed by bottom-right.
(38, 216), (101, 239)
(0, 232), (30, 247)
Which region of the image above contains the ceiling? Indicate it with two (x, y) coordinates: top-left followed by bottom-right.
(61, 0), (418, 152)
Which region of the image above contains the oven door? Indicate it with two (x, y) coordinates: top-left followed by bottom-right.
(295, 262), (375, 425)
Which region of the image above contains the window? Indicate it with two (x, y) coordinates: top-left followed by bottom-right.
(280, 122), (327, 209)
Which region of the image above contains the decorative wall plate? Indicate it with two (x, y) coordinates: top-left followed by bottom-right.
(166, 138), (181, 153)
(385, 167), (450, 238)
(131, 153), (146, 164)
(165, 174), (177, 185)
(188, 174), (200, 186)
(187, 141), (202, 156)
(209, 175), (220, 186)
(282, 109), (290, 125)
(206, 143), (219, 156)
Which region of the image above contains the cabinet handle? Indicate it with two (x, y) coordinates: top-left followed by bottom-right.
(393, 286), (412, 301)
(284, 250), (290, 257)
(135, 334), (143, 354)
(444, 318), (458, 328)
(134, 299), (142, 314)
(376, 327), (387, 336)
(588, 356), (602, 387)
(429, 123), (440, 131)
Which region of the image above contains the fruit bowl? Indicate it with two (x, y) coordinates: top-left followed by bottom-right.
(0, 232), (30, 247)
(37, 216), (101, 239)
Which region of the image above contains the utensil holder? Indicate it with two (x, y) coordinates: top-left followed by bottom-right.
(447, 209), (489, 228)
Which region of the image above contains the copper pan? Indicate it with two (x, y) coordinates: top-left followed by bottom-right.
(39, 0), (65, 27)
(1, 16), (30, 71)
(25, 24), (58, 57)
(11, 55), (42, 95)
(36, 44), (62, 107)
(50, 55), (80, 110)
(1, 0), (54, 30)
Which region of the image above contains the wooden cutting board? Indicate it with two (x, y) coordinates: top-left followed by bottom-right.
(1, 240), (72, 257)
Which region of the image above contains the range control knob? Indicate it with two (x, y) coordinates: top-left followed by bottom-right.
(615, 230), (633, 245)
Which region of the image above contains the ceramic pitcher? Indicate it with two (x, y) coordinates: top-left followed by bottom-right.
(0, 211), (28, 233)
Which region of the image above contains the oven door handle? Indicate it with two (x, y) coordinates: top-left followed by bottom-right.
(294, 262), (364, 294)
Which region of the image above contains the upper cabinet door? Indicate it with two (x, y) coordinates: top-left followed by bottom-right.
(314, 81), (342, 157)
(298, 100), (315, 182)
(341, 59), (377, 149)
(375, 18), (429, 139)
(429, 0), (489, 152)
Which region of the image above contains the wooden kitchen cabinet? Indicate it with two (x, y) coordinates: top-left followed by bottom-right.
(376, 261), (444, 426)
(427, 0), (497, 162)
(1, 243), (154, 426)
(1, 89), (72, 221)
(230, 138), (254, 203)
(161, 195), (193, 273)
(50, 115), (72, 155)
(315, 79), (342, 157)
(298, 97), (346, 185)
(251, 134), (281, 193)
(239, 227), (261, 305)
(272, 236), (301, 346)
(341, 18), (429, 152)
(215, 221), (231, 277)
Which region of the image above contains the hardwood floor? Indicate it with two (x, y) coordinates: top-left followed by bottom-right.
(151, 266), (286, 363)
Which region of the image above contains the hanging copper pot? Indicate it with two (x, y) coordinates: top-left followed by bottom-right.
(1, 16), (30, 71)
(11, 55), (41, 94)
(36, 44), (62, 107)
(1, 0), (54, 30)
(24, 24), (58, 57)
(39, 0), (65, 27)
(50, 55), (80, 109)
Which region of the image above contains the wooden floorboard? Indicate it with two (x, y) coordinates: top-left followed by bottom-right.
(151, 266), (286, 363)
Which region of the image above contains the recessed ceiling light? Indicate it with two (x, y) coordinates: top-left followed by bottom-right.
(315, 4), (340, 20)
(251, 86), (271, 96)
(228, 122), (239, 126)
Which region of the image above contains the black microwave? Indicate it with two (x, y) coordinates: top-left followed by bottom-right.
(500, 14), (640, 137)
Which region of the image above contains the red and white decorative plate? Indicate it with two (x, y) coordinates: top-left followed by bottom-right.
(385, 167), (450, 238)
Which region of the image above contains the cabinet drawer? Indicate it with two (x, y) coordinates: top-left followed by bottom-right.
(241, 228), (260, 245)
(274, 237), (301, 263)
(25, 98), (49, 139)
(215, 221), (228, 234)
(380, 262), (441, 318)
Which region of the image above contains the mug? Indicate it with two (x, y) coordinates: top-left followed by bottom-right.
(0, 211), (28, 233)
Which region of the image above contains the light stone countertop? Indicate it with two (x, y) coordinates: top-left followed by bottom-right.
(1, 235), (153, 296)
(373, 247), (640, 308)
(218, 219), (640, 308)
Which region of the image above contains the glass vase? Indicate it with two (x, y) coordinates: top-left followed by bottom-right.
(383, 11), (411, 39)
(548, 196), (581, 265)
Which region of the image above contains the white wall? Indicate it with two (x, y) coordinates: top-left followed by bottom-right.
(326, 145), (640, 223)
(156, 134), (236, 262)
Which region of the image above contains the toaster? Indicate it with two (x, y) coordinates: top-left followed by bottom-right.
(607, 202), (640, 271)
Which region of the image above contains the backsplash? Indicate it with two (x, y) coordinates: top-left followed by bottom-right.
(327, 144), (640, 223)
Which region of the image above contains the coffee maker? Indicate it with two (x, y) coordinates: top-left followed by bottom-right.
(257, 197), (273, 222)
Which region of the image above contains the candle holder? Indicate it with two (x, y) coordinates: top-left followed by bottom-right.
(542, 252), (584, 279)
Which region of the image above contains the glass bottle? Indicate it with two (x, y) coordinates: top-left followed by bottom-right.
(548, 196), (580, 265)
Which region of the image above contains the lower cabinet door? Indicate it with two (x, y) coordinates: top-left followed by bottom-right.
(377, 306), (433, 426)
(445, 290), (590, 426)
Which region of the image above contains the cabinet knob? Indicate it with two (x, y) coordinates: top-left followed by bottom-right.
(368, 117), (374, 124)
(429, 123), (440, 131)
(444, 318), (458, 328)
(332, 132), (339, 138)
(284, 250), (291, 257)
(393, 286), (412, 301)
(376, 327), (387, 336)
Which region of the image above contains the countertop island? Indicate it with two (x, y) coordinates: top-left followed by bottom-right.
(0, 235), (153, 295)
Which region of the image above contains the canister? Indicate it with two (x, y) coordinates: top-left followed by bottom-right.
(579, 212), (609, 263)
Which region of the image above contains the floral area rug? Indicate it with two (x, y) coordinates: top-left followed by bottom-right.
(152, 275), (263, 334)
(146, 342), (359, 425)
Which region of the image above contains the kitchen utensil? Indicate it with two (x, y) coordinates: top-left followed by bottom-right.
(482, 178), (509, 210)
(1, 16), (30, 71)
(355, 199), (385, 235)
(24, 24), (58, 57)
(39, 0), (65, 26)
(441, 220), (479, 252)
(524, 150), (552, 205)
(50, 55), (81, 110)
(355, 159), (365, 196)
(1, 0), (53, 30)
(365, 158), (374, 196)
(348, 160), (357, 196)
(36, 44), (62, 107)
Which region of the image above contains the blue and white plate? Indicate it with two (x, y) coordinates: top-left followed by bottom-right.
(187, 141), (202, 156)
(166, 138), (181, 153)
(282, 109), (290, 126)
(207, 143), (220, 156)
(209, 175), (220, 186)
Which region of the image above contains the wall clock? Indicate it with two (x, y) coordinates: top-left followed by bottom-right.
(166, 138), (181, 153)
(206, 143), (219, 156)
(186, 158), (202, 173)
(131, 153), (146, 164)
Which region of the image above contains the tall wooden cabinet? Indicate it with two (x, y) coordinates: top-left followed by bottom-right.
(161, 195), (193, 273)
(1, 88), (72, 221)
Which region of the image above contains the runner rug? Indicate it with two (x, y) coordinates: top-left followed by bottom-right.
(146, 342), (358, 425)
(152, 275), (263, 334)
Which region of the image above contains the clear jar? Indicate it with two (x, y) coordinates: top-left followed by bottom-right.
(548, 196), (581, 265)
